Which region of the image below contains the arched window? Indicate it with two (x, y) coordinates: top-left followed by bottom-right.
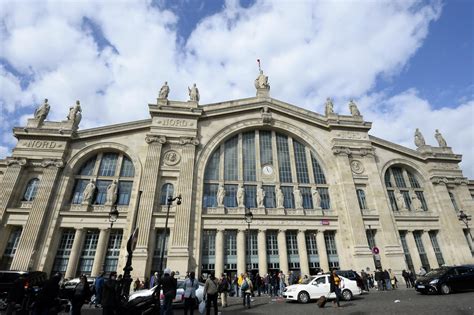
(160, 184), (174, 205)
(71, 152), (135, 205)
(202, 130), (329, 210)
(23, 178), (39, 201)
(384, 166), (427, 212)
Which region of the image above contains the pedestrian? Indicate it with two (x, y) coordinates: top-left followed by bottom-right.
(204, 273), (219, 315)
(278, 271), (286, 297)
(375, 269), (383, 291)
(255, 273), (262, 297)
(271, 272), (279, 297)
(360, 270), (368, 291)
(218, 273), (229, 308)
(160, 268), (177, 315)
(408, 271), (416, 287)
(418, 267), (427, 277)
(183, 271), (199, 315)
(241, 273), (253, 309)
(402, 270), (411, 288)
(264, 274), (269, 294)
(383, 269), (392, 290)
(6, 274), (25, 315)
(329, 269), (342, 308)
(101, 272), (119, 315)
(389, 269), (397, 289)
(71, 275), (91, 315)
(232, 275), (239, 297)
(150, 272), (159, 288)
(94, 272), (105, 307)
(34, 272), (62, 315)
(133, 277), (141, 291)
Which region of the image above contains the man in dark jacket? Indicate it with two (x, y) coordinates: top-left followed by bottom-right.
(160, 268), (177, 315)
(34, 273), (62, 315)
(374, 269), (384, 291)
(102, 272), (119, 315)
(6, 275), (25, 315)
(402, 270), (411, 288)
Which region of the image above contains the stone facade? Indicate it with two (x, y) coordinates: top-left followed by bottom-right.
(0, 85), (473, 281)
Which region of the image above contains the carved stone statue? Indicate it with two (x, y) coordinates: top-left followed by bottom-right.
(256, 184), (265, 208)
(311, 187), (321, 209)
(237, 184), (244, 207)
(293, 187), (303, 209)
(217, 184), (225, 207)
(188, 83), (200, 102)
(435, 129), (447, 147)
(414, 128), (425, 148)
(67, 100), (82, 130)
(275, 185), (284, 208)
(254, 70), (270, 89)
(411, 193), (424, 211)
(34, 98), (50, 124)
(106, 180), (118, 205)
(325, 97), (334, 116)
(395, 189), (406, 211)
(261, 106), (272, 124)
(349, 99), (360, 116)
(82, 179), (96, 205)
(159, 81), (170, 99)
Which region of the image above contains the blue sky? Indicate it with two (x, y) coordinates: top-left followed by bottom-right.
(0, 0), (473, 177)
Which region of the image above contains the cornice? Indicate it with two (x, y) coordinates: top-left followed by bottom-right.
(430, 176), (469, 186)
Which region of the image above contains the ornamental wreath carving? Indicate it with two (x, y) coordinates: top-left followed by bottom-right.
(350, 160), (364, 174)
(163, 150), (181, 166)
(145, 135), (166, 144)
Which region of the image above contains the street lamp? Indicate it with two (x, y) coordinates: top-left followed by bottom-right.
(109, 206), (119, 229)
(459, 210), (472, 241)
(244, 209), (253, 273)
(158, 194), (182, 273)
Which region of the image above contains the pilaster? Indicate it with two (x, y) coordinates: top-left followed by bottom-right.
(0, 158), (27, 220)
(215, 229), (225, 277)
(405, 230), (422, 273)
(237, 229), (246, 275)
(316, 230), (329, 273)
(297, 229), (310, 276)
(91, 228), (111, 276)
(257, 229), (268, 276)
(65, 228), (86, 279)
(277, 229), (288, 274)
(421, 230), (439, 269)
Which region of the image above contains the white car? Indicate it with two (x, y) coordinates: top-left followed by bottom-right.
(283, 274), (361, 303)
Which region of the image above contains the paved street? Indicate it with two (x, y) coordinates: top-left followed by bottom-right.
(72, 288), (474, 315)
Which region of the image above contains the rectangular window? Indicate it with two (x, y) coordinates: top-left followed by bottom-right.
(415, 191), (428, 211)
(151, 229), (169, 272)
(224, 136), (238, 181)
(263, 186), (276, 208)
(202, 230), (216, 256)
(98, 153), (118, 176)
(384, 172), (392, 188)
(225, 231), (237, 256)
(259, 130), (273, 166)
(244, 185), (257, 208)
(429, 231), (445, 267)
(203, 184), (218, 208)
(78, 230), (99, 276)
(246, 231), (258, 256)
(324, 231), (339, 268)
(311, 156), (326, 184)
(301, 187), (313, 209)
(71, 179), (88, 204)
(392, 167), (406, 188)
(401, 191), (412, 210)
(95, 180), (112, 205)
(293, 141), (309, 183)
(266, 231), (279, 255)
(281, 186), (294, 209)
(366, 229), (376, 249)
(117, 181), (132, 205)
(52, 229), (75, 274)
(104, 230), (123, 273)
(357, 189), (367, 210)
(286, 231), (298, 255)
(408, 172), (420, 188)
(387, 190), (398, 211)
(319, 188), (330, 210)
(205, 149), (220, 180)
(399, 231), (415, 272)
(224, 184), (238, 207)
(276, 134), (292, 183)
(243, 132), (256, 181)
(120, 158), (134, 177)
(305, 232), (318, 255)
(413, 231), (430, 271)
(449, 192), (459, 212)
(0, 227), (22, 270)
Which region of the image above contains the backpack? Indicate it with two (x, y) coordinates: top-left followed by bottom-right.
(241, 280), (249, 291)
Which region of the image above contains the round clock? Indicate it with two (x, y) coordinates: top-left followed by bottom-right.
(262, 165), (274, 175)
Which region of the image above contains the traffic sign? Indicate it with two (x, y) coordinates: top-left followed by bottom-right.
(372, 246), (379, 254)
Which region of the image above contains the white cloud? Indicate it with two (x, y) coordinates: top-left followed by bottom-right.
(1, 0), (472, 178)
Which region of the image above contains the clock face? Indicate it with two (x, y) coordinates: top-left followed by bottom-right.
(262, 165), (274, 175)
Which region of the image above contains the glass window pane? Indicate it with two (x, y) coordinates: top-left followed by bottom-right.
(276, 134), (292, 183)
(224, 184), (238, 207)
(311, 155), (326, 184)
(244, 185), (256, 208)
(449, 192), (459, 212)
(243, 132), (256, 181)
(399, 232), (414, 272)
(160, 184), (174, 205)
(72, 179), (89, 204)
(415, 191), (428, 211)
(117, 181), (132, 205)
(120, 157), (134, 177)
(224, 136), (238, 181)
(281, 186), (294, 208)
(384, 172), (392, 187)
(263, 186), (275, 208)
(259, 130), (273, 166)
(429, 231), (445, 267)
(23, 178), (39, 201)
(52, 229), (75, 274)
(293, 141), (310, 183)
(401, 191), (412, 210)
(407, 171), (420, 188)
(152, 229), (170, 272)
(319, 188), (330, 210)
(414, 231), (430, 271)
(98, 153), (118, 176)
(205, 149), (220, 180)
(203, 184), (218, 208)
(301, 187), (313, 209)
(392, 167), (406, 188)
(357, 189), (367, 210)
(95, 180), (111, 205)
(80, 156), (96, 176)
(78, 230), (99, 275)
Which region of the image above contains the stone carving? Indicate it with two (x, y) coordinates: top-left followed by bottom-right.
(188, 83), (200, 102)
(163, 150), (181, 166)
(34, 98), (50, 124)
(311, 187), (321, 209)
(159, 81), (170, 99)
(411, 192), (423, 211)
(261, 106), (272, 124)
(67, 101), (82, 130)
(414, 128), (425, 148)
(293, 187), (303, 209)
(275, 185), (284, 208)
(82, 179), (96, 205)
(349, 99), (360, 116)
(237, 184), (244, 207)
(435, 129), (447, 147)
(106, 180), (118, 205)
(325, 98), (334, 116)
(395, 189), (407, 211)
(256, 183), (265, 208)
(217, 184), (225, 207)
(254, 69), (270, 90)
(179, 137), (200, 146)
(6, 158), (27, 167)
(350, 160), (364, 174)
(145, 135), (166, 144)
(332, 146), (352, 156)
(40, 159), (64, 168)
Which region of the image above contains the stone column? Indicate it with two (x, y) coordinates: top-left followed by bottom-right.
(65, 228), (86, 279)
(316, 230), (329, 272)
(405, 230), (422, 272)
(91, 228), (111, 276)
(297, 229), (310, 276)
(0, 159), (26, 220)
(421, 230), (439, 269)
(11, 160), (63, 271)
(215, 229), (225, 277)
(277, 229), (288, 274)
(258, 229), (268, 275)
(134, 136), (166, 274)
(237, 229), (246, 275)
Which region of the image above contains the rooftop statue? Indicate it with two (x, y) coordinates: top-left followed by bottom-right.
(414, 128), (425, 148)
(188, 83), (200, 102)
(159, 81), (170, 99)
(34, 98), (50, 124)
(325, 97), (335, 116)
(255, 69), (270, 90)
(435, 129), (447, 147)
(349, 99), (360, 116)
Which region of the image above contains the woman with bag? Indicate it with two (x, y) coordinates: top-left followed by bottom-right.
(183, 272), (199, 315)
(329, 269), (343, 308)
(203, 273), (219, 315)
(241, 273), (253, 309)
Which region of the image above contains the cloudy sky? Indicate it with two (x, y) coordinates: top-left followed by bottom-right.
(1, 0), (473, 178)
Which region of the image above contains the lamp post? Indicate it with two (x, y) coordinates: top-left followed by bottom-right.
(244, 209), (253, 273)
(158, 194), (182, 273)
(109, 206), (119, 229)
(459, 210), (472, 241)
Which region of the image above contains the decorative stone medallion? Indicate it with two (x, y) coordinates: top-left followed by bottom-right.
(163, 150), (181, 166)
(350, 159), (364, 174)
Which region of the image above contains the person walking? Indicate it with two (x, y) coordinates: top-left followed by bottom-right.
(408, 270), (416, 287)
(278, 271), (286, 297)
(183, 271), (199, 315)
(160, 268), (177, 315)
(34, 272), (62, 315)
(383, 269), (392, 290)
(329, 269), (342, 308)
(402, 270), (411, 288)
(150, 272), (159, 288)
(232, 275), (239, 297)
(204, 273), (219, 315)
(375, 269), (383, 291)
(241, 273), (253, 309)
(101, 272), (119, 315)
(360, 270), (368, 291)
(71, 275), (91, 315)
(218, 273), (229, 308)
(271, 272), (279, 297)
(94, 272), (105, 307)
(389, 269), (397, 289)
(255, 273), (262, 297)
(6, 274), (25, 315)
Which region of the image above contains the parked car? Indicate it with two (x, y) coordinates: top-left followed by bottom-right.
(0, 270), (48, 310)
(336, 270), (364, 290)
(415, 265), (474, 295)
(59, 276), (96, 299)
(282, 274), (361, 303)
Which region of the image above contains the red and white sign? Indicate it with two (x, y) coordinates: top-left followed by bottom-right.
(372, 246), (380, 255)
(321, 219), (330, 225)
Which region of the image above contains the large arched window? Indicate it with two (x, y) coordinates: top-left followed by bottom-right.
(202, 130), (329, 210)
(23, 178), (40, 201)
(71, 152), (135, 205)
(384, 166), (427, 211)
(160, 184), (174, 205)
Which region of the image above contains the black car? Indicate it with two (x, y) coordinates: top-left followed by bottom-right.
(0, 270), (48, 310)
(415, 265), (474, 295)
(335, 270), (364, 290)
